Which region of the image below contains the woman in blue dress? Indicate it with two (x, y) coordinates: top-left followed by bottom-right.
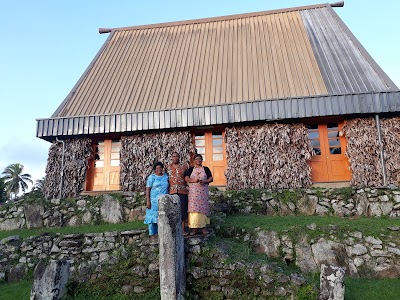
(144, 161), (169, 238)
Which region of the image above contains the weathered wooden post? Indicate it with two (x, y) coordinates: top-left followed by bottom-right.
(158, 194), (185, 300)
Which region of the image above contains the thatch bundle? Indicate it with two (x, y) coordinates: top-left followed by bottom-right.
(120, 131), (194, 192)
(225, 123), (313, 190)
(342, 118), (382, 187)
(44, 138), (93, 199)
(381, 117), (400, 185)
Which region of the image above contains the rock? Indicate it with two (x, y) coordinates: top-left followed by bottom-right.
(51, 199), (61, 205)
(311, 239), (347, 270)
(24, 205), (44, 229)
(388, 226), (400, 231)
(374, 265), (400, 279)
(316, 205), (330, 216)
(100, 195), (123, 224)
(67, 215), (81, 227)
(30, 260), (70, 300)
(319, 264), (345, 300)
(274, 287), (287, 297)
(332, 203), (352, 217)
(353, 257), (364, 267)
(347, 244), (368, 256)
(387, 247), (400, 255)
(82, 211), (92, 224)
(290, 273), (307, 285)
(297, 195), (318, 215)
(121, 285), (133, 294)
(381, 202), (393, 216)
(354, 194), (369, 216)
(1, 235), (20, 245)
(369, 203), (382, 217)
(44, 211), (63, 227)
(0, 218), (25, 230)
(128, 206), (145, 221)
(295, 235), (318, 273)
(134, 286), (146, 293)
(307, 223), (317, 230)
(349, 231), (363, 239)
(76, 200), (86, 207)
(8, 264), (27, 283)
(365, 236), (382, 245)
(254, 231), (281, 258)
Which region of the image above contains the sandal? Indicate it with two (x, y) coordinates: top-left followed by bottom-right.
(189, 230), (197, 236)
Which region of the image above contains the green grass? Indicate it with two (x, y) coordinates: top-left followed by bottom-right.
(222, 215), (400, 236)
(0, 221), (146, 240)
(0, 280), (32, 300)
(345, 278), (400, 300)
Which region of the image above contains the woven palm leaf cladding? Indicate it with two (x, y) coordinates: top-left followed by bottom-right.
(225, 124), (313, 190)
(120, 131), (194, 192)
(343, 117), (400, 187)
(381, 117), (400, 185)
(44, 138), (93, 199)
(343, 118), (382, 187)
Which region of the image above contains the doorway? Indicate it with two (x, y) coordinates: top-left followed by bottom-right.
(193, 132), (227, 186)
(307, 123), (351, 182)
(87, 140), (121, 191)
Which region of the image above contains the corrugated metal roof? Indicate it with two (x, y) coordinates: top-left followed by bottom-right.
(39, 3), (398, 139)
(37, 91), (400, 140)
(301, 8), (393, 93)
(53, 5), (335, 118)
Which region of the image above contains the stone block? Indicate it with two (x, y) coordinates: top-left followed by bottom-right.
(30, 260), (70, 300)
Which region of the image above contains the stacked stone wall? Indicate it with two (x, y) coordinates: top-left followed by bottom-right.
(1, 188), (399, 232)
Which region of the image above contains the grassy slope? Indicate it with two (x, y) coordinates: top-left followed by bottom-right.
(222, 215), (399, 236)
(0, 221), (146, 240)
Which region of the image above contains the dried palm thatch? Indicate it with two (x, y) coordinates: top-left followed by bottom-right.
(225, 123), (313, 190)
(381, 117), (400, 185)
(44, 138), (93, 199)
(120, 131), (194, 191)
(342, 118), (382, 187)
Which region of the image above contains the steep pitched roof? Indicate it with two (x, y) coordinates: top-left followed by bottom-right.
(37, 3), (399, 140)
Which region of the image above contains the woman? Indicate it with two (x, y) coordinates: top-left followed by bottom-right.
(166, 151), (189, 235)
(185, 154), (213, 235)
(144, 161), (169, 238)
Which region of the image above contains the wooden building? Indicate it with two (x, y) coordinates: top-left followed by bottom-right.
(36, 3), (400, 198)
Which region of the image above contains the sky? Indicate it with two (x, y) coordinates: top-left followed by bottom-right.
(0, 0), (399, 189)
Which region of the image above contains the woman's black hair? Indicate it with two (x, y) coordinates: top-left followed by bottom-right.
(153, 161), (164, 170)
(193, 154), (203, 160)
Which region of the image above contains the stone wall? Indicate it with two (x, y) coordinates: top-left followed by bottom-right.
(0, 226), (398, 297)
(215, 187), (400, 218)
(222, 226), (400, 280)
(0, 229), (313, 298)
(0, 193), (145, 231)
(1, 188), (399, 232)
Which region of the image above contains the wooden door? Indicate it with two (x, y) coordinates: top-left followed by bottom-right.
(308, 123), (351, 182)
(193, 132), (227, 186)
(92, 140), (120, 191)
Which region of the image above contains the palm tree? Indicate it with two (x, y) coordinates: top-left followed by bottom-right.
(0, 177), (7, 203)
(33, 177), (45, 192)
(1, 163), (33, 200)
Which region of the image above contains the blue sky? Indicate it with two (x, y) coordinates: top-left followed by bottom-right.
(0, 0), (399, 186)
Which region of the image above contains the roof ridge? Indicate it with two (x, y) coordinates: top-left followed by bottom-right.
(102, 3), (328, 33)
